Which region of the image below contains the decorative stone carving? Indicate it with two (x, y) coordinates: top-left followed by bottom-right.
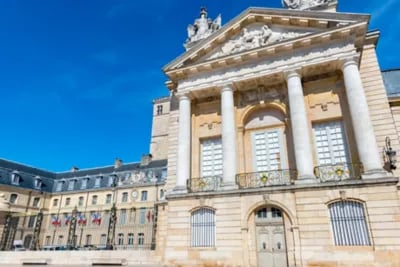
(240, 85), (285, 106)
(282, 0), (336, 10)
(209, 25), (311, 59)
(185, 7), (221, 50)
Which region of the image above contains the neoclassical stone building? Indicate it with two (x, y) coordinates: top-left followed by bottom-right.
(0, 1), (400, 266)
(155, 1), (400, 266)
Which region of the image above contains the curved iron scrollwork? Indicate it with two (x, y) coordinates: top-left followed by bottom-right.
(236, 169), (296, 189)
(314, 163), (363, 182)
(187, 176), (222, 193)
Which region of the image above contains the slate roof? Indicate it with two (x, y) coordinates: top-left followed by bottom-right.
(382, 69), (400, 98)
(0, 158), (167, 193)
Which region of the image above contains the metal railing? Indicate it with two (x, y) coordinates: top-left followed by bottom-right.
(236, 169), (297, 189)
(187, 176), (222, 193)
(314, 163), (363, 182)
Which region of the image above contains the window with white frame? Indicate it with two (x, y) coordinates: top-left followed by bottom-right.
(120, 209), (127, 225)
(117, 233), (124, 245)
(141, 191), (147, 201)
(78, 196), (84, 207)
(190, 207), (216, 247)
(139, 208), (146, 224)
(34, 178), (42, 189)
(91, 195), (98, 205)
(68, 180), (75, 191)
(138, 233), (144, 246)
(56, 181), (63, 192)
(201, 138), (223, 177)
(100, 234), (107, 246)
(122, 192), (128, 203)
(313, 121), (349, 165)
(94, 176), (101, 188)
(329, 200), (370, 246)
(105, 194), (112, 204)
(108, 176), (114, 187)
(65, 197), (71, 206)
(127, 233), (134, 246)
(11, 173), (20, 185)
(81, 178), (88, 189)
(252, 129), (284, 171)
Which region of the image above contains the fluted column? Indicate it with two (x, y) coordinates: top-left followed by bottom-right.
(285, 70), (315, 182)
(175, 93), (191, 192)
(341, 59), (385, 178)
(221, 84), (238, 188)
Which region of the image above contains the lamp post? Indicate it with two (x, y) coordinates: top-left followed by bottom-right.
(106, 174), (119, 250)
(385, 136), (397, 170)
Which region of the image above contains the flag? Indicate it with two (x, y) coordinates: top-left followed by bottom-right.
(51, 215), (61, 227)
(77, 213), (87, 226)
(91, 212), (101, 225)
(146, 210), (154, 223)
(64, 214), (71, 226)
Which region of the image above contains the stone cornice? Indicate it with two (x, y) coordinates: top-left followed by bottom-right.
(166, 177), (399, 200)
(163, 7), (369, 78)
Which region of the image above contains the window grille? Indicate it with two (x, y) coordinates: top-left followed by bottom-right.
(329, 200), (370, 246)
(191, 208), (215, 247)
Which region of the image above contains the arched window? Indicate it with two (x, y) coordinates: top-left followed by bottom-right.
(329, 200), (370, 246)
(9, 193), (18, 204)
(191, 207), (215, 247)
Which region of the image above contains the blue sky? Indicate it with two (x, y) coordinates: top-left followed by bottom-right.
(0, 0), (399, 172)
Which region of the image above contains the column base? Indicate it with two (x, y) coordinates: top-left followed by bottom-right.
(221, 182), (238, 190)
(172, 186), (188, 194)
(295, 175), (316, 185)
(362, 169), (389, 180)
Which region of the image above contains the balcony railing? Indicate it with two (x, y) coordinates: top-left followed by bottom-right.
(314, 163), (363, 182)
(187, 176), (222, 193)
(236, 169), (297, 189)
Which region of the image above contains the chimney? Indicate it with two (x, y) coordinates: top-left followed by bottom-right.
(141, 154), (153, 166)
(71, 166), (79, 172)
(114, 158), (123, 169)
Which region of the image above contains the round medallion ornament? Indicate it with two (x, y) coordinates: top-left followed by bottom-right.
(131, 190), (138, 200)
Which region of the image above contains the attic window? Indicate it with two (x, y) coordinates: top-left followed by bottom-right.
(81, 177), (89, 189)
(94, 176), (102, 188)
(34, 177), (42, 190)
(56, 181), (63, 192)
(11, 172), (21, 185)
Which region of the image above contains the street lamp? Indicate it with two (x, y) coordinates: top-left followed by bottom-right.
(385, 136), (397, 170)
(106, 174), (119, 250)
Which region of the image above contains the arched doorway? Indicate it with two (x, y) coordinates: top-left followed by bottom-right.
(254, 206), (288, 267)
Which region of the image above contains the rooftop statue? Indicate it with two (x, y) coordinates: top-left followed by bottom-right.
(282, 0), (336, 10)
(185, 7), (221, 50)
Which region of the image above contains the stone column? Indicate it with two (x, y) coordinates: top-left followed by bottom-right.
(285, 70), (315, 182)
(221, 84), (238, 188)
(175, 93), (191, 192)
(341, 59), (385, 178)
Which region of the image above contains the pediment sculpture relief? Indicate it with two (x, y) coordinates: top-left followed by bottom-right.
(208, 25), (311, 60)
(282, 0), (336, 10)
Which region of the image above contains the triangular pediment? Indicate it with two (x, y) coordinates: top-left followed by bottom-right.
(163, 7), (369, 79)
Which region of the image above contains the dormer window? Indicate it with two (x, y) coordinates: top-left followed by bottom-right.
(56, 181), (63, 192)
(95, 176), (102, 188)
(81, 177), (89, 189)
(11, 172), (21, 185)
(108, 176), (114, 187)
(68, 180), (76, 191)
(157, 105), (163, 115)
(34, 177), (42, 190)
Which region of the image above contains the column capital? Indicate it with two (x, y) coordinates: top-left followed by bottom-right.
(339, 57), (359, 71)
(220, 83), (235, 93)
(175, 92), (192, 101)
(283, 69), (302, 81)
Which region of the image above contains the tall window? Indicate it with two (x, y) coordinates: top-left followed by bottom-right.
(201, 138), (223, 177)
(58, 235), (64, 246)
(85, 235), (92, 245)
(65, 198), (71, 206)
(127, 233), (134, 246)
(9, 194), (18, 204)
(92, 195), (98, 205)
(53, 198), (59, 207)
(32, 197), (40, 207)
(329, 200), (370, 246)
(138, 233), (144, 246)
(191, 208), (216, 247)
(139, 208), (146, 224)
(108, 176), (114, 187)
(252, 129), (284, 171)
(103, 210), (110, 224)
(141, 191), (147, 201)
(156, 104), (163, 115)
(120, 209), (127, 225)
(118, 233), (124, 245)
(105, 194), (112, 204)
(122, 192), (128, 203)
(313, 121), (349, 165)
(28, 216), (36, 228)
(100, 234), (107, 246)
(78, 196), (84, 207)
